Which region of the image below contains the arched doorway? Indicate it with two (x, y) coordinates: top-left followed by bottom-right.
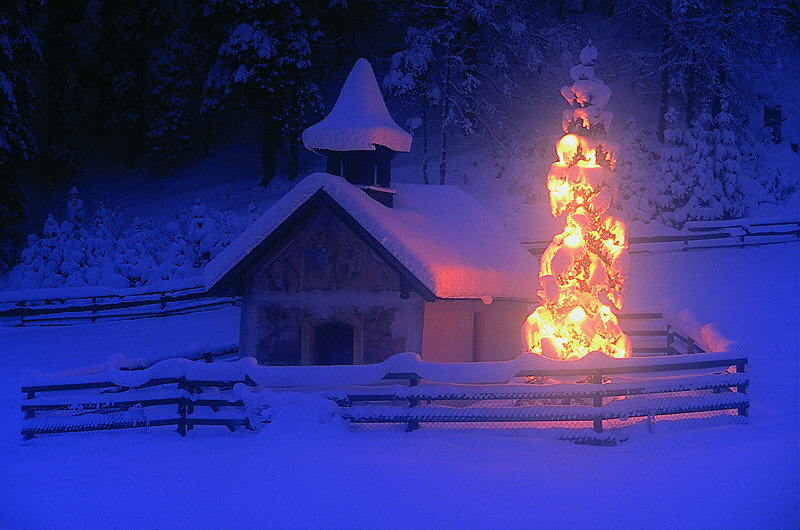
(314, 322), (354, 365)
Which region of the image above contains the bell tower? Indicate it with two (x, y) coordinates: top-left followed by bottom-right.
(302, 58), (412, 207)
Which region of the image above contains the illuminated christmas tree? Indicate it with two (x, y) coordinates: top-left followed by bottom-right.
(522, 42), (631, 360)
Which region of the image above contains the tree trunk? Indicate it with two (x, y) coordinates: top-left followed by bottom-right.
(96, 76), (108, 137)
(261, 101), (280, 187)
(657, 7), (672, 143)
(686, 60), (696, 126)
(129, 123), (142, 167)
(202, 116), (211, 156)
(603, 0), (616, 18)
(422, 103), (429, 185)
(440, 45), (451, 186)
(764, 105), (783, 144)
(288, 127), (299, 180)
(463, 17), (478, 134)
(713, 0), (734, 117)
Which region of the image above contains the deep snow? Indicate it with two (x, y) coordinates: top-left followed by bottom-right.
(1, 243), (797, 529)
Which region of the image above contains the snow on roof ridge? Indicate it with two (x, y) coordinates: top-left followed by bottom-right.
(204, 173), (540, 300)
(302, 58), (412, 153)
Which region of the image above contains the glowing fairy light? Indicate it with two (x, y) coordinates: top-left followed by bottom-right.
(569, 307), (586, 322)
(564, 232), (582, 248)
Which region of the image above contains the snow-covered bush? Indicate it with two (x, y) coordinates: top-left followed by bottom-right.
(615, 117), (656, 222)
(616, 105), (796, 228)
(654, 108), (691, 226)
(9, 190), (247, 289)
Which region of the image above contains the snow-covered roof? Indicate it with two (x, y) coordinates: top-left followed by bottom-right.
(302, 59), (412, 153)
(204, 173), (540, 300)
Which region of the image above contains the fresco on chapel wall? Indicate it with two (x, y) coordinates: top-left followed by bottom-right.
(254, 209), (401, 294)
(363, 307), (406, 364)
(255, 303), (404, 365)
(256, 305), (301, 365)
(247, 208), (412, 365)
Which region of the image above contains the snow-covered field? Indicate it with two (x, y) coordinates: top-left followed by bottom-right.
(1, 244), (797, 529)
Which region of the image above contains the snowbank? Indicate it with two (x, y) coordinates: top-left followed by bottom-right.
(23, 349), (745, 389)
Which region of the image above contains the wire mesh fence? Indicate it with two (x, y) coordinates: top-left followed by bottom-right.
(339, 372), (748, 445)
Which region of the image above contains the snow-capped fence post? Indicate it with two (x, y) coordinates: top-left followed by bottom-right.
(177, 376), (188, 436)
(177, 398), (188, 437)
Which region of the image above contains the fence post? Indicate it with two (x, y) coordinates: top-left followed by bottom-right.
(735, 360), (747, 395)
(593, 371), (603, 433)
(177, 377), (188, 436)
(178, 397), (187, 436)
(666, 325), (674, 355)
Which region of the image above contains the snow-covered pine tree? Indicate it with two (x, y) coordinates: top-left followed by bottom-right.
(66, 187), (85, 225)
(616, 117), (655, 222)
(85, 205), (128, 288)
(384, 26), (438, 184)
(0, 2), (39, 271)
(40, 0), (87, 181)
(713, 101), (746, 218)
(201, 0), (322, 186)
(10, 190), (249, 289)
(10, 189), (93, 288)
(628, 1), (788, 141)
(683, 107), (722, 221)
(146, 28), (193, 160)
(98, 1), (186, 164)
(384, 1), (562, 184)
(655, 107), (691, 226)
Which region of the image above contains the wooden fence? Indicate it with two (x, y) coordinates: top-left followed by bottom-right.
(21, 343), (748, 445)
(523, 218), (799, 255)
(0, 280), (238, 327)
(21, 376), (251, 439)
(331, 355), (748, 439)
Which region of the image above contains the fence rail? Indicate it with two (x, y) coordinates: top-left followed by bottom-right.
(523, 218), (799, 255)
(21, 345), (749, 444)
(0, 279), (238, 327)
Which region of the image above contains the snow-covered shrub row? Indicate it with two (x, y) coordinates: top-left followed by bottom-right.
(9, 189), (247, 289)
(615, 108), (796, 228)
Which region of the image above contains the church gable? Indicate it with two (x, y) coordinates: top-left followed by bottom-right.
(247, 206), (402, 294)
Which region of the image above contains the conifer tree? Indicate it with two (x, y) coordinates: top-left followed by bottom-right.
(98, 1), (190, 163)
(41, 0), (87, 181)
(683, 107), (722, 220)
(616, 117), (655, 222)
(713, 101), (745, 218)
(201, 0), (322, 186)
(0, 2), (39, 271)
(655, 107), (690, 226)
(146, 28), (193, 160)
